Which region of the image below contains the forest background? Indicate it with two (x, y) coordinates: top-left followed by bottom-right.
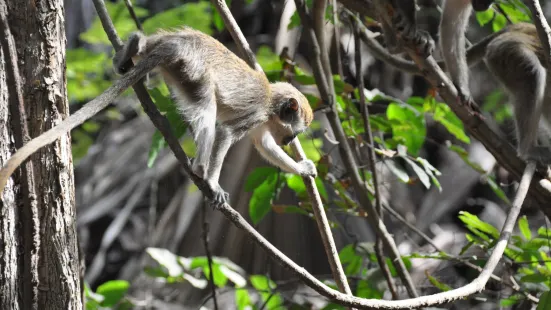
(2, 0), (551, 309)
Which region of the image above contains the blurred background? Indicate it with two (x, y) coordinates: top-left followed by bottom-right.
(63, 0), (551, 309)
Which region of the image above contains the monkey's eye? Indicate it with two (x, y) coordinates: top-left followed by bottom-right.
(279, 97), (300, 122)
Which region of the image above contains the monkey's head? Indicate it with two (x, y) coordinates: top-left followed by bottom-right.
(471, 0), (493, 12)
(269, 82), (313, 146)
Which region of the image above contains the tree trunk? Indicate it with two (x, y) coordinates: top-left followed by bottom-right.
(0, 0), (82, 309)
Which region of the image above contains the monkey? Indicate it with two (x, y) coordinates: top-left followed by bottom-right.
(361, 21), (551, 163)
(439, 0), (494, 107)
(379, 0), (435, 58)
(0, 27), (318, 206)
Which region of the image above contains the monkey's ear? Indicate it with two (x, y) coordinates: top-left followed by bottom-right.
(289, 98), (299, 111)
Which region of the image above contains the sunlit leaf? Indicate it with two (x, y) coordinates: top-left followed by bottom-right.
(96, 280), (130, 307)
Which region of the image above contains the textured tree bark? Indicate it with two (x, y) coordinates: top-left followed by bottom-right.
(0, 0), (82, 309)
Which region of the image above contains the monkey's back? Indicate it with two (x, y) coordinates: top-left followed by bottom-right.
(144, 27), (273, 127)
(485, 22), (546, 69)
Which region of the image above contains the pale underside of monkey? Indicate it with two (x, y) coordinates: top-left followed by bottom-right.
(385, 0), (551, 165)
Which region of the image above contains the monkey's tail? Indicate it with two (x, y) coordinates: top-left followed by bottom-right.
(0, 53), (162, 191)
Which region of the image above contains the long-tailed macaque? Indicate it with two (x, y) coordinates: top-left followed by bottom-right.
(0, 27), (317, 206)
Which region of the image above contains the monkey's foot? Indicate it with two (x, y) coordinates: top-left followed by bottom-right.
(191, 161), (207, 180)
(456, 87), (483, 117)
(208, 183), (230, 210)
(392, 14), (434, 58)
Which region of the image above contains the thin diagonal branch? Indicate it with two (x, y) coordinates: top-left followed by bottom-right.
(210, 0), (354, 299)
(352, 15), (398, 300)
(294, 0), (419, 298)
(202, 203), (219, 310)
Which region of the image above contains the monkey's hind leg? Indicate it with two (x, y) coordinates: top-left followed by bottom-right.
(113, 32), (147, 75)
(186, 95), (217, 181)
(205, 126), (234, 208)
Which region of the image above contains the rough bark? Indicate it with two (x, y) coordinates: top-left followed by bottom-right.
(0, 0), (82, 308)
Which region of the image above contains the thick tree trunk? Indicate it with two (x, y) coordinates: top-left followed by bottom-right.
(0, 0), (82, 309)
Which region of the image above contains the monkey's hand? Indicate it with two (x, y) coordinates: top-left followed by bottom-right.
(392, 12), (434, 58)
(208, 182), (230, 210)
(298, 159), (318, 178)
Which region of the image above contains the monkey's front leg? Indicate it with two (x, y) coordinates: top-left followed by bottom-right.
(251, 126), (317, 178)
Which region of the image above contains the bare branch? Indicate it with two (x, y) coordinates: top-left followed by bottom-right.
(123, 0), (143, 31)
(294, 0), (419, 298)
(352, 15), (398, 300)
(202, 203), (219, 310)
(525, 0), (551, 66)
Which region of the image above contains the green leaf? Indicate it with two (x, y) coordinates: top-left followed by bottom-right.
(250, 275), (283, 309)
(66, 48), (110, 102)
(204, 263), (228, 288)
(250, 275), (275, 291)
(518, 216), (532, 240)
(416, 157), (442, 191)
(146, 247), (185, 277)
(96, 280), (130, 307)
(355, 279), (383, 299)
(520, 273), (548, 283)
(458, 211), (500, 239)
(235, 289), (252, 309)
(485, 177), (510, 204)
(287, 174), (307, 198)
(142, 2), (213, 35)
(384, 160), (410, 183)
(492, 13), (507, 32)
(256, 45), (282, 72)
(475, 9), (494, 26)
(339, 244), (362, 275)
(147, 130), (166, 168)
(387, 103), (426, 156)
(245, 166), (279, 190)
(80, 2), (148, 45)
(430, 99), (470, 143)
(288, 11), (301, 29)
(426, 273), (451, 292)
(403, 157), (431, 189)
(219, 264), (247, 288)
(500, 295), (522, 307)
(248, 169), (280, 224)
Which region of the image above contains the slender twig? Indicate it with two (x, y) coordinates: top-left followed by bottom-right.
(294, 0), (420, 298)
(525, 0), (551, 66)
(123, 0), (143, 31)
(202, 203), (219, 310)
(352, 15), (398, 300)
(210, 0), (354, 300)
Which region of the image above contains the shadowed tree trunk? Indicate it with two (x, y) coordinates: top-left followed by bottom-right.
(0, 0), (82, 309)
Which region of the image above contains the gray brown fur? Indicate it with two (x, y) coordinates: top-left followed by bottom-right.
(484, 22), (551, 162)
(113, 28), (316, 206)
